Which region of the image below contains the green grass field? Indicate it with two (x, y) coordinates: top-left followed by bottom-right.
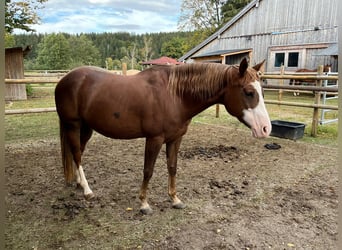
(5, 86), (338, 147)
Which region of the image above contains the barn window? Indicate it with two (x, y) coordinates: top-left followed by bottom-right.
(274, 53), (285, 67)
(288, 52), (299, 67)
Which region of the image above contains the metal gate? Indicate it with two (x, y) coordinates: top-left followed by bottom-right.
(320, 71), (338, 125)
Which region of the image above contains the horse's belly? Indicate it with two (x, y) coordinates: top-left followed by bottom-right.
(84, 109), (145, 139)
(91, 121), (145, 139)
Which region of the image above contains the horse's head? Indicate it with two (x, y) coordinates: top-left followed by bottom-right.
(223, 58), (271, 138)
(323, 64), (332, 72)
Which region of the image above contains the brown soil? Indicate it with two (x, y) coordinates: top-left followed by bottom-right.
(5, 123), (337, 249)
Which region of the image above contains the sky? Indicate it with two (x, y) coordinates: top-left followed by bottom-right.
(18, 0), (183, 34)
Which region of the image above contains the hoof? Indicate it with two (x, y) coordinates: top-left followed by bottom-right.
(140, 207), (153, 215)
(84, 193), (95, 201)
(172, 202), (186, 209)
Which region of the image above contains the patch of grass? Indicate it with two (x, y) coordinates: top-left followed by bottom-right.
(5, 86), (58, 142)
(5, 112), (59, 142)
(26, 84), (34, 97)
(302, 123), (338, 146)
(264, 91), (338, 146)
(6, 85), (56, 110)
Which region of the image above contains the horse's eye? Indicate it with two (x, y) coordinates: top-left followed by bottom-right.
(244, 88), (254, 98)
(246, 91), (254, 97)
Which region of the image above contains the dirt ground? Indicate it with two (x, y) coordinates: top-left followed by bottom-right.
(5, 123), (337, 249)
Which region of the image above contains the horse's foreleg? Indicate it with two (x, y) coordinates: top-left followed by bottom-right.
(139, 137), (163, 215)
(293, 81), (300, 96)
(166, 137), (186, 210)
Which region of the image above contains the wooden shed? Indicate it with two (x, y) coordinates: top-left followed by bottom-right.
(5, 46), (31, 100)
(179, 0), (338, 72)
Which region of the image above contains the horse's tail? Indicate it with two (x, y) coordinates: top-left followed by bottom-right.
(59, 119), (75, 184)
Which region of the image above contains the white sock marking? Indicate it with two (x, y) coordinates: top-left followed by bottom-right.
(78, 165), (93, 196)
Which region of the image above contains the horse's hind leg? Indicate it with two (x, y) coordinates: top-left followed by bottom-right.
(76, 123), (95, 200)
(66, 122), (94, 200)
(75, 165), (94, 200)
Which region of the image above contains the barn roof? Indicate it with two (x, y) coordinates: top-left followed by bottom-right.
(141, 56), (183, 65)
(5, 45), (32, 57)
(191, 48), (252, 59)
(314, 43), (338, 56)
(179, 0), (262, 62)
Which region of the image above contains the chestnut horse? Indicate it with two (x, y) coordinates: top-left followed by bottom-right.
(289, 65), (331, 96)
(55, 58), (271, 214)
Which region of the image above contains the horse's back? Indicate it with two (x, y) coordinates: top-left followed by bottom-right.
(57, 66), (99, 91)
(295, 68), (315, 73)
(56, 66), (122, 99)
(55, 65), (173, 139)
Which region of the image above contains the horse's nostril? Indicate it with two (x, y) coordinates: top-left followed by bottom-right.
(263, 126), (268, 134)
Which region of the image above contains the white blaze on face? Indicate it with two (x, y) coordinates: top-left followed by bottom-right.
(242, 81), (272, 138)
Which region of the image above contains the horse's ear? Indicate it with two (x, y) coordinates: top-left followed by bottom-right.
(239, 58), (248, 76)
(253, 60), (266, 72)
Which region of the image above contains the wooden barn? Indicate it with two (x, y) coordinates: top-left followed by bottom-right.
(179, 0), (338, 73)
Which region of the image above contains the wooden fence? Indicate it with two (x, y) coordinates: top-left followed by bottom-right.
(261, 65), (338, 136)
(5, 66), (339, 137)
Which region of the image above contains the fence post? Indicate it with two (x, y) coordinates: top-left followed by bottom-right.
(215, 104), (220, 118)
(278, 66), (285, 102)
(122, 63), (127, 76)
(311, 65), (324, 137)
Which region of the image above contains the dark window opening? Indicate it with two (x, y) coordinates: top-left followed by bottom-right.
(288, 52), (299, 67)
(274, 53), (285, 67)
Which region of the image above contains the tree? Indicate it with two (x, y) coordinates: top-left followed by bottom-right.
(124, 43), (138, 69)
(178, 0), (224, 35)
(161, 37), (187, 59)
(120, 56), (130, 70)
(177, 0), (252, 52)
(5, 0), (48, 33)
(68, 35), (101, 68)
(13, 31), (197, 69)
(36, 33), (71, 70)
(5, 33), (15, 47)
(105, 57), (114, 70)
(141, 35), (154, 62)
(221, 0), (252, 23)
(186, 30), (210, 52)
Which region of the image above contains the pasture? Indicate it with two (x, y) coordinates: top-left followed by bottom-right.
(5, 85), (338, 249)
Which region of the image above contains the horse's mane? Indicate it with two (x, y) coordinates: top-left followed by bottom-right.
(168, 63), (238, 100)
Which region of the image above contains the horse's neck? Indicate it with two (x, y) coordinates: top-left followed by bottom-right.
(178, 87), (224, 121)
(168, 63), (231, 120)
(169, 64), (229, 99)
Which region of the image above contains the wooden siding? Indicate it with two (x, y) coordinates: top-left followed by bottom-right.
(5, 47), (27, 100)
(182, 0), (338, 72)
